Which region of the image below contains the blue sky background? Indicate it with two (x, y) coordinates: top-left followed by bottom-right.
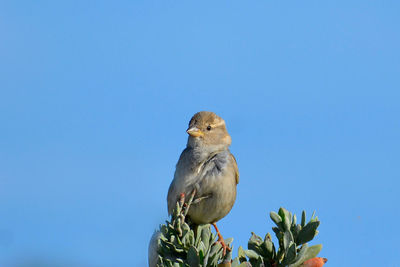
(1, 1), (399, 266)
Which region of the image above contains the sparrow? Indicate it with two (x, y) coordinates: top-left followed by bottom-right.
(167, 111), (239, 253)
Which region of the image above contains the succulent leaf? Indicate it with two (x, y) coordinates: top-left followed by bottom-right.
(270, 211), (283, 228)
(279, 207), (292, 231)
(296, 221), (320, 245)
(301, 211), (306, 228)
(187, 246), (200, 266)
(155, 202), (323, 267)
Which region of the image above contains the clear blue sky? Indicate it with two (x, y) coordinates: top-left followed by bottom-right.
(1, 1), (399, 266)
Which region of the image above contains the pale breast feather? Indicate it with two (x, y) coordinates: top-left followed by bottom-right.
(201, 151), (230, 179)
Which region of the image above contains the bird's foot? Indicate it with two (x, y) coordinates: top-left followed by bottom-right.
(212, 223), (231, 256)
(217, 239), (231, 256)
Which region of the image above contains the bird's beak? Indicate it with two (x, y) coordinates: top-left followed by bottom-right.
(186, 127), (204, 137)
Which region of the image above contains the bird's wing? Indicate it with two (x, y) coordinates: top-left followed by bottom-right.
(230, 153), (239, 184)
(167, 148), (191, 215)
(167, 180), (175, 215)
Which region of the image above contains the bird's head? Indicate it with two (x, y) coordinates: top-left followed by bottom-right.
(186, 111), (231, 151)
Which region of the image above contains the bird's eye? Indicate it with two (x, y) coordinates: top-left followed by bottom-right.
(207, 126), (212, 131)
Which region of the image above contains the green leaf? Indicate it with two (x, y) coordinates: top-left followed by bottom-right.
(187, 246), (199, 266)
(282, 242), (296, 265)
(261, 234), (274, 259)
(198, 248), (205, 265)
(224, 248), (233, 263)
(175, 217), (182, 235)
(157, 255), (163, 267)
(296, 221), (320, 245)
(278, 207), (292, 231)
(249, 232), (263, 246)
(301, 211), (306, 227)
(181, 231), (191, 247)
(292, 224), (302, 240)
(303, 244), (322, 261)
(225, 237), (234, 246)
(276, 246), (285, 263)
(272, 227), (282, 240)
(181, 223), (190, 237)
(174, 201), (181, 217)
(288, 243), (308, 267)
(157, 200), (324, 267)
(288, 244), (323, 267)
(246, 249), (261, 267)
(231, 257), (240, 267)
(238, 246), (247, 263)
(188, 231), (195, 247)
(255, 256), (264, 266)
(159, 232), (167, 242)
(201, 229), (210, 250)
(161, 224), (169, 235)
(208, 242), (223, 266)
(270, 211), (283, 228)
(210, 242), (222, 256)
(165, 259), (173, 267)
(283, 231), (294, 251)
(197, 241), (206, 255)
(195, 225), (203, 248)
(248, 232), (263, 255)
(244, 249), (259, 260)
(208, 243), (223, 266)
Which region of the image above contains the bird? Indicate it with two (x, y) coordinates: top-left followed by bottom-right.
(167, 111), (239, 254)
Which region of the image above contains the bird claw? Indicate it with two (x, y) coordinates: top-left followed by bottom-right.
(217, 239), (231, 256)
(212, 222), (231, 257)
